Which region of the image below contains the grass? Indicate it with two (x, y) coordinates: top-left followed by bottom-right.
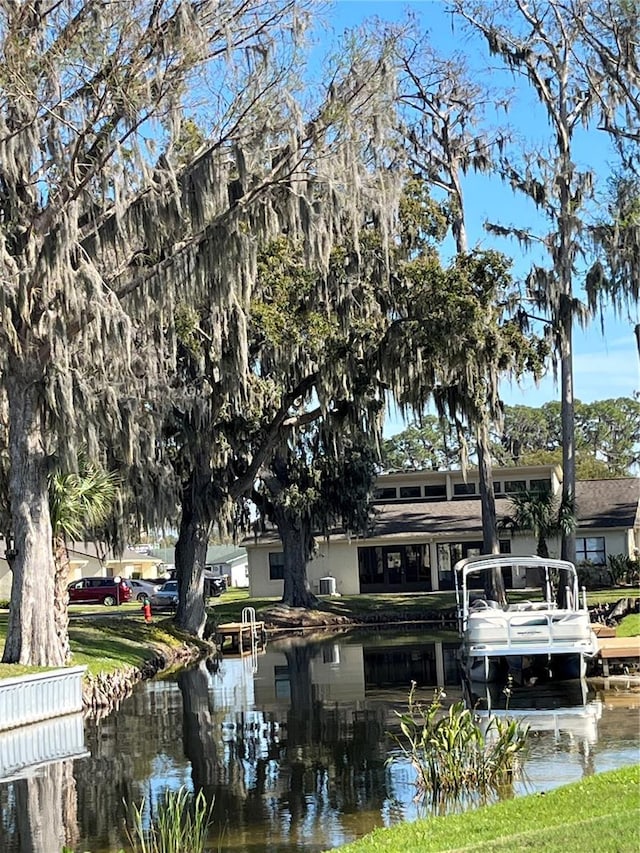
(0, 610), (204, 679)
(585, 587), (640, 606)
(328, 764), (640, 853)
(208, 589), (461, 625)
(617, 613), (640, 638)
(67, 617), (196, 677)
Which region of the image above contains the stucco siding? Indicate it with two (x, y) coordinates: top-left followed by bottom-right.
(248, 538), (361, 598)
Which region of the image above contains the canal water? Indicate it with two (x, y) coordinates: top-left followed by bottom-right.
(1, 628), (638, 852)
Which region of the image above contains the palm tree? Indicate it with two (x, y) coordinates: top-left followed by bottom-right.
(501, 488), (577, 560)
(49, 459), (119, 662)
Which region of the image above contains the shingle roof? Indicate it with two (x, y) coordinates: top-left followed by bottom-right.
(366, 478), (640, 538)
(574, 478), (640, 530)
(367, 497), (513, 538)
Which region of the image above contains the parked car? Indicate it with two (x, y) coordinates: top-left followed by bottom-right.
(205, 575), (226, 598)
(150, 580), (179, 609)
(67, 577), (132, 606)
(127, 578), (159, 602)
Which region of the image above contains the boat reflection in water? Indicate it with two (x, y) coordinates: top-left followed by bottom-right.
(463, 676), (611, 794)
(465, 678), (603, 745)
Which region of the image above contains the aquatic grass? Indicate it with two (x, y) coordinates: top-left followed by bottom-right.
(125, 786), (213, 853)
(388, 683), (529, 810)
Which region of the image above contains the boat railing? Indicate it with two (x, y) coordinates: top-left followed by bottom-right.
(466, 606), (595, 650)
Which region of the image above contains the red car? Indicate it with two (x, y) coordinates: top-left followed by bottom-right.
(67, 577), (132, 606)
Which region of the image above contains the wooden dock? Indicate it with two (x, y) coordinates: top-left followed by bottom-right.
(596, 635), (640, 677)
(216, 621), (266, 656)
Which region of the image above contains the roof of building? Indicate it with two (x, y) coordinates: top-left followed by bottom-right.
(574, 478), (640, 530)
(149, 545), (247, 565)
(66, 542), (163, 563)
(367, 497), (511, 538)
(361, 478), (640, 539)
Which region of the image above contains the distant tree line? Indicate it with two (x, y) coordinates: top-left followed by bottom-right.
(382, 397), (640, 479)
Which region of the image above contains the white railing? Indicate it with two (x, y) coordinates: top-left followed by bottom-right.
(0, 666), (86, 733)
(0, 712), (88, 781)
(467, 611), (595, 652)
(241, 606), (261, 673)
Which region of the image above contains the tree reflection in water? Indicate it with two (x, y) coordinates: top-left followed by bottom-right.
(0, 760), (78, 853)
(176, 640), (392, 850)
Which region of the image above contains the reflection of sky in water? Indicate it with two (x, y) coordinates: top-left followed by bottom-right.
(2, 632), (637, 853)
(200, 638), (638, 847)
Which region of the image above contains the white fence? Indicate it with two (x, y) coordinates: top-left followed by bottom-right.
(0, 666), (86, 733)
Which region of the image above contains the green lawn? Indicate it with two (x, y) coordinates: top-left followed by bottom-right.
(617, 613), (640, 637)
(0, 610), (205, 679)
(329, 764), (640, 853)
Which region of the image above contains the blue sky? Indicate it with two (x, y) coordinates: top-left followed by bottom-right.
(324, 1), (639, 432)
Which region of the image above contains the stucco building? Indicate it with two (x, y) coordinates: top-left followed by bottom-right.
(245, 465), (640, 598)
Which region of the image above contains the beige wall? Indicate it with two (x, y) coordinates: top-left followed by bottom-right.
(577, 528), (629, 561)
(247, 526), (634, 597)
(104, 558), (164, 579)
(248, 537), (361, 598)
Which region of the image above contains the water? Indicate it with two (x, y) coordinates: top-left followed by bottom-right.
(1, 628), (638, 852)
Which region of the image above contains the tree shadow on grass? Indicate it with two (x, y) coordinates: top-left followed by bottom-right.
(68, 622), (156, 669)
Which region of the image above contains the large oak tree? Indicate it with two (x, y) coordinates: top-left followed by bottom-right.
(0, 0), (329, 664)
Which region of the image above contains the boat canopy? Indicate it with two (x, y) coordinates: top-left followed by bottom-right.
(454, 554), (578, 581)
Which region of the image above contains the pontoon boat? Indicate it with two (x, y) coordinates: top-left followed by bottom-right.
(455, 555), (598, 683)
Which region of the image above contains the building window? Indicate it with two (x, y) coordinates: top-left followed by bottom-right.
(530, 478), (552, 493)
(504, 479), (527, 494)
(399, 485), (422, 499)
(269, 552), (285, 580)
(436, 540), (512, 590)
(575, 536), (606, 565)
(358, 544), (431, 589)
(424, 484), (447, 499)
(373, 487), (397, 500)
(453, 483), (476, 496)
(274, 665), (290, 700)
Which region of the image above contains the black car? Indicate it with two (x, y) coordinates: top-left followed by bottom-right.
(206, 576), (226, 597)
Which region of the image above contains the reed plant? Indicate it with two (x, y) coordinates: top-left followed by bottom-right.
(388, 682), (528, 810)
(124, 786), (213, 853)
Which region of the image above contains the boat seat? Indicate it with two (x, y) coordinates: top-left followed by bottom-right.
(470, 598), (503, 611)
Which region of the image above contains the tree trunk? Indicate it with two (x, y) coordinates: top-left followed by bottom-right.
(537, 534), (549, 559)
(273, 505), (318, 609)
(476, 420), (507, 606)
(2, 369), (65, 666)
(174, 467), (210, 638)
(477, 420), (498, 554)
(560, 315), (576, 563)
(54, 536), (72, 663)
(177, 663), (218, 792)
(13, 761), (75, 853)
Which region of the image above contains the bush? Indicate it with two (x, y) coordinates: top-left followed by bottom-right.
(607, 554), (639, 586)
(577, 562), (610, 589)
